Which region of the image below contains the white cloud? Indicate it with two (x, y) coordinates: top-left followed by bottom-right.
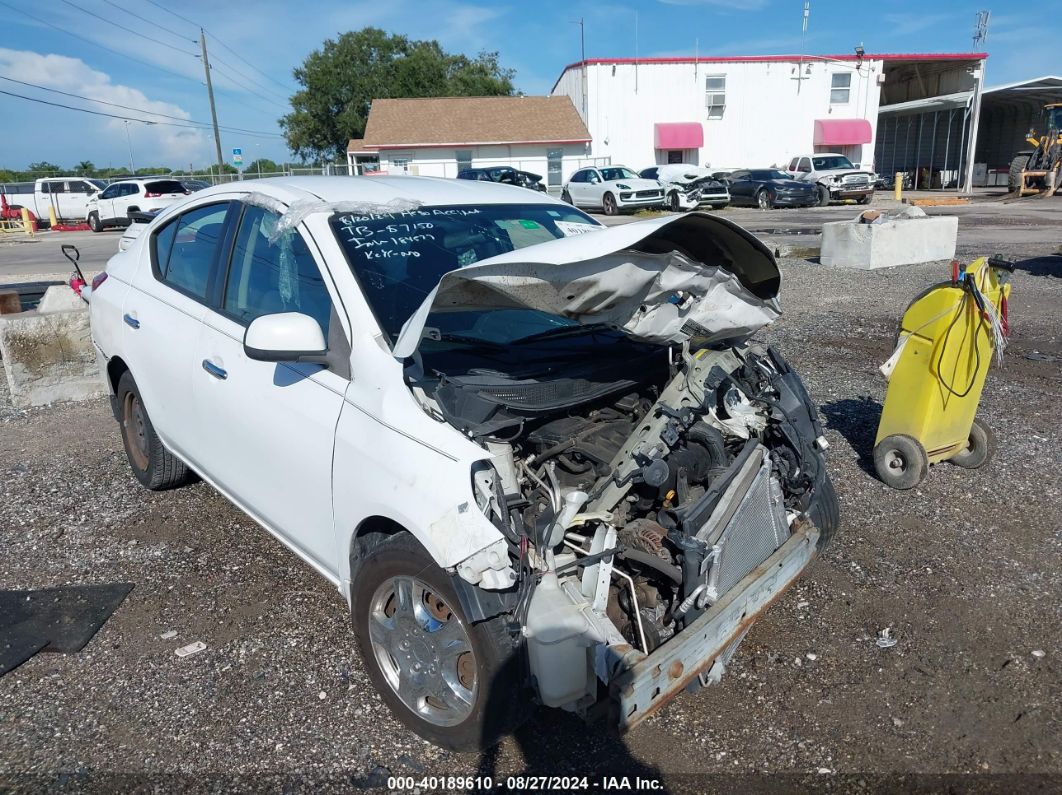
(0, 48), (207, 165)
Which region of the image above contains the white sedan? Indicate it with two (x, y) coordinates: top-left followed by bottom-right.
(86, 176), (836, 750)
(561, 165), (665, 215)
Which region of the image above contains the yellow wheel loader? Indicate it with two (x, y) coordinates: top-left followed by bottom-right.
(1009, 103), (1062, 197)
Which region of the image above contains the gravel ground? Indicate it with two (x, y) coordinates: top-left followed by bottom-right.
(0, 233), (1059, 792)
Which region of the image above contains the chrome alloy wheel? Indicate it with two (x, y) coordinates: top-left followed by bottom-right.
(368, 576), (477, 727)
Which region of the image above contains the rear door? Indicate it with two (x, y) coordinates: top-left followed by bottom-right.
(123, 200), (237, 464)
(191, 202), (350, 577)
(728, 171), (753, 204)
(567, 170), (590, 205)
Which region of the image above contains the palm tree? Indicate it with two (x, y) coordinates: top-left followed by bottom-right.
(76, 160), (95, 176)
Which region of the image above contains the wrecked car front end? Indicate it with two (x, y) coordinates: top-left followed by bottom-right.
(390, 212), (837, 727)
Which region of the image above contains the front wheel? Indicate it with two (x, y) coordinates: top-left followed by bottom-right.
(816, 185), (831, 207)
(856, 194), (872, 205)
(756, 189), (773, 210)
(602, 192), (618, 215)
(88, 212), (102, 233)
(668, 191), (684, 212)
(351, 533), (530, 751)
(873, 434), (928, 490)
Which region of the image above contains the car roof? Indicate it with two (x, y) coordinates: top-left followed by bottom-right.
(188, 175), (558, 207)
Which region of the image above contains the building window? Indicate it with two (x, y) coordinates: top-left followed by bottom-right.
(705, 75), (726, 119)
(456, 150), (472, 172)
(390, 157), (411, 173)
(830, 73), (851, 104)
(547, 148), (563, 187)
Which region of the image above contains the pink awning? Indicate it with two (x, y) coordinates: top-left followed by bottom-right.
(814, 118), (872, 146)
(654, 122), (704, 149)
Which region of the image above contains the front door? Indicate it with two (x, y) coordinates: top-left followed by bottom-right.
(192, 203), (349, 578)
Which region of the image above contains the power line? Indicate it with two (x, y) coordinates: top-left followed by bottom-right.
(99, 0), (195, 45)
(0, 74), (283, 137)
(59, 0), (200, 57)
(0, 88), (284, 139)
(141, 0), (200, 31)
(208, 53), (290, 102)
(0, 1), (199, 85)
(209, 62), (285, 108)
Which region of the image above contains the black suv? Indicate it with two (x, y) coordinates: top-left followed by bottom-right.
(456, 166), (546, 192)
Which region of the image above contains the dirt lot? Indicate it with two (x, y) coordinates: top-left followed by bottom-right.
(0, 207), (1060, 792)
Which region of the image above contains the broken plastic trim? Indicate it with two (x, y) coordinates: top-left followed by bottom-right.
(242, 192), (423, 244)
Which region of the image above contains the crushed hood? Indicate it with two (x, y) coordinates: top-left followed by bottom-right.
(393, 212), (781, 359)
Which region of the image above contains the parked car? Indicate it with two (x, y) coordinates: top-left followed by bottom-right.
(639, 164), (730, 212)
(9, 177), (105, 224)
(87, 176), (836, 751)
(456, 167), (546, 192)
(117, 209), (163, 252)
(88, 178), (189, 232)
(562, 165), (665, 215)
(785, 153), (874, 206)
(726, 169), (818, 209)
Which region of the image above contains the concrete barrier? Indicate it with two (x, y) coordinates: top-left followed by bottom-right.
(0, 303), (104, 408)
(820, 209), (958, 269)
(37, 284), (86, 314)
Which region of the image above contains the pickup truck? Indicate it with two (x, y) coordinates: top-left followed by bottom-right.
(87, 176), (837, 751)
(785, 153), (874, 206)
(9, 177), (106, 224)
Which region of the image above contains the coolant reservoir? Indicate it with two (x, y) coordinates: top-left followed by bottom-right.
(523, 572), (592, 708)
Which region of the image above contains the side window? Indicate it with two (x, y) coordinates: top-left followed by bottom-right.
(570, 171), (584, 183)
(124, 184), (139, 197)
(100, 185), (118, 199)
(830, 73), (851, 104)
(705, 75), (726, 119)
(787, 159), (798, 172)
(222, 206), (332, 336)
(799, 158), (812, 173)
(154, 203), (230, 300)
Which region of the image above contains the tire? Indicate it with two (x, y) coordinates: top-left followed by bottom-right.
(816, 185), (830, 207)
(856, 194), (872, 205)
(1008, 153), (1031, 193)
(668, 191), (683, 212)
(756, 189), (774, 210)
(88, 212), (102, 233)
(711, 203), (728, 210)
(602, 192), (618, 216)
(560, 190), (573, 205)
(808, 470), (840, 551)
(350, 532), (529, 751)
(873, 434), (928, 490)
(116, 371), (197, 490)
(950, 418), (995, 470)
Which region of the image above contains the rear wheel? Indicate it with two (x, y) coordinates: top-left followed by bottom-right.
(116, 371), (197, 490)
(602, 192), (618, 216)
(88, 212), (102, 233)
(873, 434), (928, 490)
(816, 185), (830, 207)
(351, 533), (529, 751)
(950, 418), (994, 469)
(756, 189), (774, 210)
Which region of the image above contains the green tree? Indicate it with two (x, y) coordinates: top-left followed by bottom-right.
(28, 161), (62, 175)
(281, 27), (515, 162)
(245, 158), (280, 175)
(75, 160), (95, 176)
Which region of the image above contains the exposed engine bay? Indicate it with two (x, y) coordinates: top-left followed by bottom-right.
(414, 332), (833, 716)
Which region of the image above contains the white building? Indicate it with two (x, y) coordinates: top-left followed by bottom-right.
(346, 96), (601, 193)
(551, 53), (985, 176)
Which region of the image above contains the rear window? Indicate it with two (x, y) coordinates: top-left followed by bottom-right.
(145, 180), (186, 195)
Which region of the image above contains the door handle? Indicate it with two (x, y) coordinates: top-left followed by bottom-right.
(123, 313), (140, 329)
(201, 359), (227, 380)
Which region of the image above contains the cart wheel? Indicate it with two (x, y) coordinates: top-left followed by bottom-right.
(950, 419), (995, 470)
(873, 434), (928, 490)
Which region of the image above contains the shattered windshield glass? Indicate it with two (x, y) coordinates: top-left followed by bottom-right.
(330, 203), (600, 344)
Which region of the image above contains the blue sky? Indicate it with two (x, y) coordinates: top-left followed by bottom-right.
(1, 0), (1057, 172)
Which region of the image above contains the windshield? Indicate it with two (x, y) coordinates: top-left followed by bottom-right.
(811, 156), (855, 170)
(752, 170), (790, 181)
(600, 167), (639, 181)
(330, 203), (600, 344)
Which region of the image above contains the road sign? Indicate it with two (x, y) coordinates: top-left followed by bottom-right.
(232, 147), (243, 165)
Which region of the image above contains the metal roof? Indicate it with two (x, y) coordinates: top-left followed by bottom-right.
(878, 75), (1062, 116)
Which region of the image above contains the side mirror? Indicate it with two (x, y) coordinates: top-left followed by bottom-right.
(244, 312), (327, 363)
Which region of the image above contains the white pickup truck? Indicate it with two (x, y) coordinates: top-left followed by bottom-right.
(785, 153), (874, 206)
(12, 177), (106, 223)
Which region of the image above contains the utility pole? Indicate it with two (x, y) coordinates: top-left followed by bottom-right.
(570, 18), (588, 125)
(123, 120), (135, 174)
(200, 29), (225, 182)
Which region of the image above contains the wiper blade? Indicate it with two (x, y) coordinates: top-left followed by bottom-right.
(514, 323), (612, 343)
